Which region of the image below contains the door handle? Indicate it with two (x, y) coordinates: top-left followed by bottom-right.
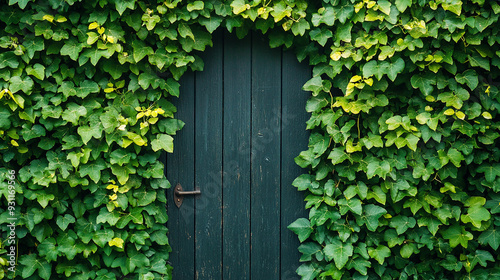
(174, 183), (201, 208)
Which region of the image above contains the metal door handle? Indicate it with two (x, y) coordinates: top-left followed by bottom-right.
(174, 183), (201, 208)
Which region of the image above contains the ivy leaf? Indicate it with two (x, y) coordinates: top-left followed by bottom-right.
(132, 40), (154, 62)
(446, 148), (464, 167)
(79, 159), (107, 183)
(271, 1), (293, 22)
(288, 218), (314, 242)
(468, 250), (494, 271)
(59, 81), (77, 98)
(442, 224), (473, 248)
(178, 23), (195, 40)
(47, 150), (72, 179)
(21, 124), (46, 141)
(133, 188), (157, 206)
(110, 149), (132, 166)
(82, 48), (108, 66)
(297, 263), (321, 280)
(38, 238), (58, 262)
(130, 231), (150, 245)
(60, 38), (84, 61)
(476, 164), (500, 182)
(338, 198), (362, 215)
(92, 229), (114, 247)
(385, 115), (403, 130)
(114, 0), (135, 15)
(116, 208), (144, 228)
(461, 205), (490, 228)
(9, 0), (30, 9)
(335, 2), (355, 24)
(26, 64), (45, 80)
(109, 237), (124, 248)
(302, 76), (324, 96)
(96, 208), (121, 226)
(292, 174), (315, 191)
(138, 72), (160, 89)
(78, 80), (100, 98)
(468, 54), (490, 71)
(0, 51), (19, 69)
(18, 254), (39, 279)
(231, 0), (250, 14)
(41, 105), (62, 119)
(138, 161), (163, 179)
(485, 195), (500, 214)
(37, 191), (55, 208)
(150, 134), (174, 152)
(400, 243), (418, 258)
(395, 0), (411, 12)
(187, 0), (204, 11)
(306, 96), (329, 112)
(100, 109), (120, 132)
(111, 165), (133, 185)
(57, 214), (76, 231)
(368, 245), (391, 265)
(9, 76), (34, 94)
(62, 103), (88, 125)
(199, 16), (223, 33)
(377, 0), (392, 15)
(78, 124), (103, 144)
(357, 204), (387, 231)
(150, 229), (169, 245)
(411, 73), (436, 95)
(23, 36), (44, 59)
(478, 227), (500, 250)
(416, 112), (439, 131)
(298, 242), (322, 262)
(389, 215), (416, 234)
(455, 69), (478, 91)
(292, 18), (311, 36)
(310, 205), (341, 226)
(148, 48), (173, 71)
(324, 239), (353, 270)
(310, 28), (333, 46)
(386, 58), (405, 81)
(437, 89), (469, 109)
(418, 216), (441, 236)
(366, 159), (391, 179)
(363, 60), (389, 81)
(127, 250), (150, 273)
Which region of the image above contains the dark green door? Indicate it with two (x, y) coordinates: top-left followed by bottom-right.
(166, 31), (310, 280)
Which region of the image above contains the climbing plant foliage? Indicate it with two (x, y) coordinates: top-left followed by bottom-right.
(0, 0), (499, 279)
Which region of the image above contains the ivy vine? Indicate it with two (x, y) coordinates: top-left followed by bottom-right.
(0, 0), (499, 279)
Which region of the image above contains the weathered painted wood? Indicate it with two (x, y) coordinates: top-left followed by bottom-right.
(250, 33), (282, 279)
(194, 31), (224, 279)
(168, 31), (311, 280)
(166, 70), (196, 280)
(222, 32), (252, 279)
(280, 51), (310, 280)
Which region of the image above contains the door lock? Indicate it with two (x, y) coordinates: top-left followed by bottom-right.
(173, 183), (201, 208)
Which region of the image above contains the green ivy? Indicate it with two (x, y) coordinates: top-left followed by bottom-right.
(286, 0), (500, 279)
(0, 0), (499, 279)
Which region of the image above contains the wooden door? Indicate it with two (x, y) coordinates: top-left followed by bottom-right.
(166, 31), (310, 280)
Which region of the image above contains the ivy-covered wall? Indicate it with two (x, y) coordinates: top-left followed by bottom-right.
(0, 0), (499, 279)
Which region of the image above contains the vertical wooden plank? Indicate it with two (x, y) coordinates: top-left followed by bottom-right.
(166, 71), (196, 280)
(194, 31), (223, 279)
(280, 51), (311, 280)
(251, 32), (282, 279)
(223, 32), (252, 280)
